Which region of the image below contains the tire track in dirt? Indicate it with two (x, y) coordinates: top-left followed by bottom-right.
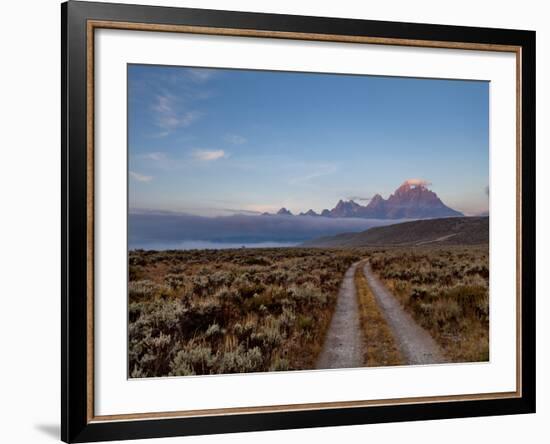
(362, 263), (446, 365)
(316, 262), (364, 369)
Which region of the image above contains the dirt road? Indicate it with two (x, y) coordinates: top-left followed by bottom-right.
(316, 263), (364, 369)
(362, 263), (445, 365)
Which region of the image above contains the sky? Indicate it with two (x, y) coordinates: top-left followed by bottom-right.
(128, 64), (489, 217)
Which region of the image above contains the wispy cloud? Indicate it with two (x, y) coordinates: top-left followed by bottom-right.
(130, 171), (153, 182)
(347, 196), (371, 202)
(185, 68), (216, 83)
(150, 131), (170, 138)
(220, 208), (262, 215)
(403, 178), (431, 187)
(225, 134), (247, 145)
(152, 94), (202, 132)
(142, 152), (166, 161)
(193, 149), (227, 161)
(243, 204), (279, 214)
(288, 164), (338, 185)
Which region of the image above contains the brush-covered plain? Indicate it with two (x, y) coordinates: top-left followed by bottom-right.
(128, 244), (489, 378)
(129, 248), (362, 377)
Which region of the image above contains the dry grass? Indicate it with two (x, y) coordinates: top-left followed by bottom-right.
(128, 247), (362, 377)
(369, 245), (489, 363)
(354, 263), (404, 367)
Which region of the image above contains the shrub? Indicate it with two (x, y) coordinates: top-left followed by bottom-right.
(233, 321), (255, 341)
(250, 318), (283, 349)
(233, 274), (264, 299)
(445, 285), (487, 318)
(279, 307), (296, 331)
(129, 265), (144, 281)
(434, 299), (461, 324)
(191, 275), (210, 296)
(169, 342), (216, 375)
(210, 271), (235, 287)
(214, 286), (240, 304)
(205, 323), (223, 339)
(269, 357), (290, 371)
(164, 273), (187, 290)
(129, 280), (161, 301)
(132, 332), (173, 376)
(289, 283), (327, 306)
(297, 315), (314, 332)
(218, 346), (263, 373)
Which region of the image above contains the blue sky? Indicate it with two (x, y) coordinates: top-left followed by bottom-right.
(128, 64), (489, 216)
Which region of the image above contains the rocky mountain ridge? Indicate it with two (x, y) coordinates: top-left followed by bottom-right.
(264, 181), (463, 219)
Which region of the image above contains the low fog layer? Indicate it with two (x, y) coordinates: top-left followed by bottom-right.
(129, 212), (404, 250)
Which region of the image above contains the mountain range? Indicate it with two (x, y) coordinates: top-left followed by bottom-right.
(263, 181), (463, 220)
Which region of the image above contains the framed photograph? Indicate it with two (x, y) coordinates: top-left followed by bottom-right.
(62, 1), (535, 442)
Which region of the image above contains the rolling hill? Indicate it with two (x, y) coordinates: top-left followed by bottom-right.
(302, 216), (489, 248)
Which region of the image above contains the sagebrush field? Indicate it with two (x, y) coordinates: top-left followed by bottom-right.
(129, 248), (361, 377)
(129, 244), (489, 377)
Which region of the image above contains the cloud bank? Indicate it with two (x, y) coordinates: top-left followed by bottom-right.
(128, 211), (403, 250)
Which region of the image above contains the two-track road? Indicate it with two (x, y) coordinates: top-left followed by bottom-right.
(362, 262), (445, 365)
(316, 261), (445, 369)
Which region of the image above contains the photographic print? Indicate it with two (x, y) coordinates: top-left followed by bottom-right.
(63, 5), (535, 440)
(127, 65), (489, 378)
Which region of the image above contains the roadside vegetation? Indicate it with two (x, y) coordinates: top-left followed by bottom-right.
(128, 248), (361, 377)
(354, 263), (404, 367)
(368, 245), (489, 363)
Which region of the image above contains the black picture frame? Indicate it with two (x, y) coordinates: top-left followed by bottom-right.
(62, 1), (536, 442)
